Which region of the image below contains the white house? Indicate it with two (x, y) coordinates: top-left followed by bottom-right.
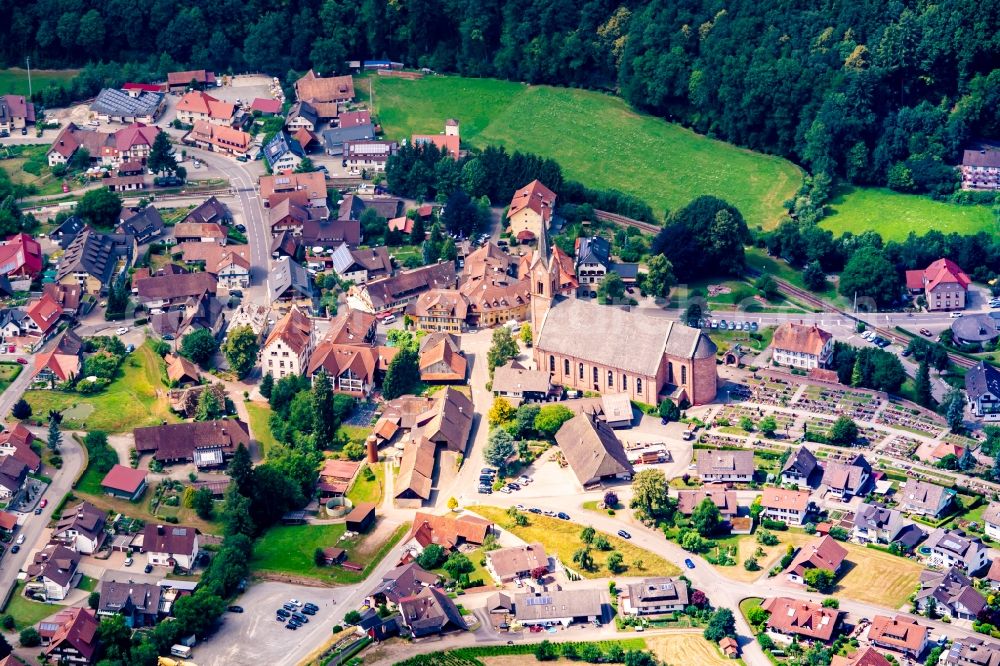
(142, 524), (199, 571)
(965, 361), (1000, 421)
(261, 306), (314, 379)
(620, 578), (689, 616)
(898, 479), (954, 518)
(26, 544), (80, 601)
(771, 323), (833, 369)
(760, 488), (811, 526)
(780, 446), (821, 488)
(51, 501), (106, 555)
(984, 503), (1000, 541)
(696, 449), (753, 483)
(924, 528), (991, 574)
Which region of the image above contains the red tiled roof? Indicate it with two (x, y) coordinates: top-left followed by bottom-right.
(773, 323), (832, 356)
(177, 91), (235, 120)
(762, 597), (841, 642)
(100, 464), (147, 494)
(26, 293), (63, 334)
(123, 82), (165, 93)
(250, 98), (282, 114)
(167, 70), (216, 86)
(114, 122), (160, 151)
(924, 258), (971, 291)
(507, 180), (556, 224)
(0, 233), (43, 277)
(868, 615), (927, 653)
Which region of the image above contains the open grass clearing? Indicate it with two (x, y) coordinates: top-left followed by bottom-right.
(370, 75), (803, 230)
(0, 68), (78, 96)
(2, 582), (59, 630)
(245, 402), (276, 456)
(346, 462), (385, 506)
(646, 631), (740, 666)
(823, 186), (996, 240)
(252, 520), (408, 584)
(709, 531), (813, 583)
(835, 542), (922, 609)
(471, 506), (679, 579)
(0, 361), (22, 392)
(24, 343), (178, 433)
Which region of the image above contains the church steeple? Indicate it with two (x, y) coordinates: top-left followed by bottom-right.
(529, 230), (557, 342)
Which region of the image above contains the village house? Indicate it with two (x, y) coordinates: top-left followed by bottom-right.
(315, 459), (361, 498)
(307, 339), (394, 398)
(330, 244), (392, 283)
(852, 503), (925, 551)
(90, 88), (164, 124)
(906, 258), (971, 311)
(51, 501), (107, 554)
(573, 236), (638, 296)
(398, 586), (467, 637)
(412, 119), (460, 159)
(485, 543), (549, 583)
(771, 323), (834, 369)
(513, 589), (606, 628)
(26, 544), (81, 601)
(965, 360), (1000, 421)
(820, 454), (871, 500)
(116, 206), (164, 245)
(100, 464), (147, 501)
(984, 503), (1000, 540)
(676, 488), (738, 521)
(555, 411), (634, 487)
(0, 422), (41, 472)
(761, 597), (842, 644)
(286, 101), (319, 132)
(943, 637), (1000, 666)
(491, 360), (553, 404)
(322, 123), (376, 156)
(393, 438), (437, 507)
(214, 249), (251, 290)
(785, 535), (847, 585)
(24, 293), (64, 341)
(915, 566), (987, 620)
(962, 148), (1000, 190)
(268, 257), (318, 306)
(40, 608), (99, 665)
(56, 228), (136, 295)
(459, 242), (532, 327)
(261, 306), (315, 379)
(898, 479), (955, 518)
(97, 579), (161, 628)
(0, 233), (43, 279)
(343, 140), (398, 172)
(760, 487), (812, 526)
(294, 70), (355, 118)
(187, 120), (252, 157)
(868, 615), (928, 660)
(781, 446), (822, 488)
(175, 91), (236, 126)
(141, 523), (199, 571)
(830, 648), (892, 666)
(0, 94), (35, 134)
(620, 577), (689, 617)
(0, 455), (28, 500)
(923, 528), (991, 573)
(267, 198), (329, 236)
(260, 171), (328, 209)
(133, 419), (250, 468)
(263, 131), (305, 172)
(349, 262), (457, 314)
(135, 271), (217, 313)
(507, 180), (556, 244)
(696, 449), (754, 483)
(418, 332), (466, 383)
(411, 289), (469, 333)
(185, 196), (231, 225)
(167, 69), (216, 92)
(369, 562), (441, 610)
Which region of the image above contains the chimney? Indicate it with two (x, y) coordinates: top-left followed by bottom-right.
(157, 525), (164, 535)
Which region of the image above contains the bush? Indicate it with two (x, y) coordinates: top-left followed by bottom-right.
(19, 627), (41, 647)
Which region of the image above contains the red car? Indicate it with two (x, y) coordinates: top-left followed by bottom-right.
(40, 498), (48, 508)
(15, 358), (27, 365)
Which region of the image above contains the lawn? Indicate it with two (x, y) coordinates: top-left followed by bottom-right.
(0, 67), (78, 96)
(471, 506), (679, 579)
(743, 248), (849, 309)
(646, 632), (739, 666)
(2, 582), (59, 630)
(0, 361), (22, 392)
(252, 521), (408, 584)
(834, 542), (923, 609)
(709, 530), (813, 584)
(823, 186), (997, 240)
(346, 462), (385, 506)
(24, 342), (179, 433)
(370, 75), (803, 230)
(245, 402), (277, 456)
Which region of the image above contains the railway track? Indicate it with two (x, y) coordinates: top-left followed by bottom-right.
(593, 209), (661, 235)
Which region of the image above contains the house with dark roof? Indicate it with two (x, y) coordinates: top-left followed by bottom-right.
(268, 256), (317, 306)
(761, 597), (842, 643)
(943, 637), (1000, 666)
(781, 446), (822, 488)
(263, 131), (305, 172)
(916, 566), (987, 620)
(41, 608), (99, 665)
(966, 360), (1000, 421)
(785, 535), (847, 585)
(56, 228), (136, 295)
(286, 101), (319, 132)
(513, 589), (606, 627)
(0, 94), (36, 133)
(905, 258), (971, 311)
(0, 455), (28, 500)
(97, 579), (161, 627)
(117, 206), (164, 244)
(52, 215), (86, 249)
(52, 501), (107, 554)
(820, 454), (871, 500)
(344, 139), (398, 172)
(322, 123), (376, 156)
(185, 196), (230, 225)
(852, 503), (924, 551)
(485, 543), (549, 583)
(90, 88), (164, 124)
(26, 544), (81, 600)
(555, 411), (634, 487)
(696, 449), (754, 483)
(491, 360), (552, 404)
(100, 464), (147, 500)
(133, 419), (250, 468)
(898, 479), (954, 518)
(136, 270), (217, 313)
(141, 523), (199, 570)
(573, 236), (638, 295)
(924, 528), (990, 574)
(621, 577), (689, 616)
(398, 586), (466, 637)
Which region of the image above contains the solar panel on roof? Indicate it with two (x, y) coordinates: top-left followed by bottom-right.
(525, 596), (551, 606)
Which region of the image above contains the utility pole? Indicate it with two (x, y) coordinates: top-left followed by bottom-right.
(26, 57), (32, 99)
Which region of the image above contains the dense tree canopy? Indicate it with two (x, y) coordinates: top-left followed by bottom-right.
(651, 196), (749, 280)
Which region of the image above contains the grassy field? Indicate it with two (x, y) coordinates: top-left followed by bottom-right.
(346, 462), (385, 506)
(370, 75), (803, 229)
(471, 506), (679, 579)
(0, 361), (22, 392)
(835, 542), (923, 608)
(646, 632), (738, 666)
(823, 187), (997, 240)
(24, 343), (179, 433)
(2, 582), (59, 630)
(252, 521), (408, 584)
(710, 531), (813, 583)
(0, 67), (78, 96)
(245, 402), (277, 455)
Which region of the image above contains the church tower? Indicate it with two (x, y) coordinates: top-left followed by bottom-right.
(529, 228), (558, 345)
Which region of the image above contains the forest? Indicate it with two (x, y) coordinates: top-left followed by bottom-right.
(3, 0), (999, 191)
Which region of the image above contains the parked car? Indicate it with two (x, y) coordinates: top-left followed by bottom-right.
(303, 603), (318, 612)
(15, 358), (26, 365)
(162, 334), (175, 341)
(750, 321), (759, 331)
(116, 326), (129, 335)
(950, 312), (964, 318)
(276, 609), (290, 618)
(506, 482), (520, 491)
(301, 606), (316, 615)
(144, 564), (153, 573)
(617, 530), (631, 539)
(15, 534), (24, 545)
(34, 507), (41, 515)
(235, 224), (247, 233)
(285, 622), (298, 630)
(124, 557), (133, 566)
(228, 606), (244, 613)
(282, 603), (295, 611)
(477, 485), (492, 494)
(10, 545), (19, 553)
(684, 558), (696, 569)
(481, 467), (496, 476)
(529, 507), (542, 514)
(919, 328), (932, 337)
(40, 498), (47, 508)
(557, 512), (570, 520)
(499, 487), (512, 494)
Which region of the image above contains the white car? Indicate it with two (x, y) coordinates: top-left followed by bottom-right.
(289, 599), (301, 606)
(15, 534), (25, 545)
(124, 557), (133, 566)
(950, 312), (964, 319)
(116, 327), (128, 335)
